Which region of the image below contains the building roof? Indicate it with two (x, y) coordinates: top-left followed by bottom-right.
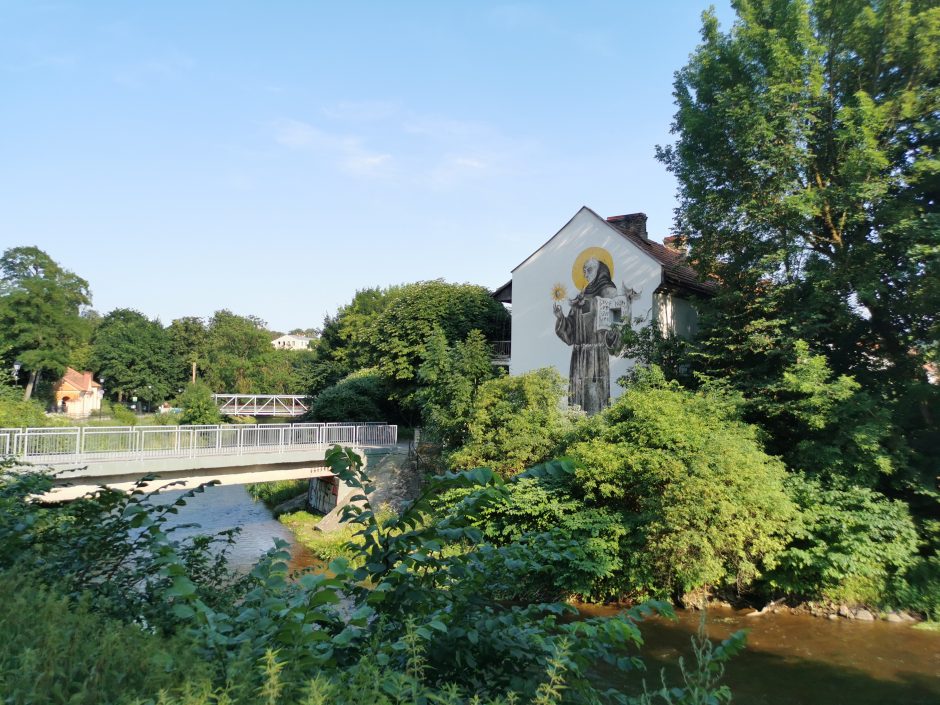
(56, 368), (101, 392)
(497, 206), (716, 303)
(604, 212), (717, 297)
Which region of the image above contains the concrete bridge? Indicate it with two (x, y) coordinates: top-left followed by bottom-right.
(2, 422), (397, 501)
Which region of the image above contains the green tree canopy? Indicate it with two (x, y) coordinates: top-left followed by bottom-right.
(417, 328), (499, 449)
(657, 0), (940, 387)
(204, 310), (272, 393)
(167, 316), (209, 387)
(91, 309), (173, 404)
(366, 280), (509, 413)
(0, 247), (92, 399)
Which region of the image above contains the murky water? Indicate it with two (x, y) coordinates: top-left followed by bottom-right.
(151, 483), (320, 571)
(159, 485), (940, 704)
(580, 603), (940, 704)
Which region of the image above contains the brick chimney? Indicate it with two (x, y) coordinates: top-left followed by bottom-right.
(606, 212), (648, 240)
(663, 235), (689, 256)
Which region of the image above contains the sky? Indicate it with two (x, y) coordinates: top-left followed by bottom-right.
(1, 1), (736, 333)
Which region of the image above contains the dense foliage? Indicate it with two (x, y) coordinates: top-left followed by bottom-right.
(306, 370), (390, 422)
(657, 0), (939, 518)
(177, 382), (223, 425)
(769, 475), (920, 605)
(0, 246), (91, 400)
(0, 453), (742, 704)
(450, 369), (575, 477)
(566, 369), (795, 602)
(91, 308), (174, 405)
(418, 329), (499, 448)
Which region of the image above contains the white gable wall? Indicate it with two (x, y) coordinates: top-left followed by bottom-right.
(653, 293), (699, 338)
(509, 207), (662, 403)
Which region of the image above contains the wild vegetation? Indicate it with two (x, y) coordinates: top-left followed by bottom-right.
(0, 7), (936, 705)
(0, 453), (742, 704)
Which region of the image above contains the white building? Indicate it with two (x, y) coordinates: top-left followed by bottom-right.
(494, 206), (714, 414)
(271, 334), (313, 351)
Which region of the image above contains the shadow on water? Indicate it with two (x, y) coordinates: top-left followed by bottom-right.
(581, 605), (940, 705)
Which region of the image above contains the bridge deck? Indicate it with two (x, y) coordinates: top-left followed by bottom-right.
(1, 422), (396, 469)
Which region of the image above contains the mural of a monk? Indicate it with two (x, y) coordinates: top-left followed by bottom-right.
(553, 257), (622, 415)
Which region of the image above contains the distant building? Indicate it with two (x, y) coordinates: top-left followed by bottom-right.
(271, 334), (313, 351)
(53, 368), (104, 418)
(494, 206), (715, 414)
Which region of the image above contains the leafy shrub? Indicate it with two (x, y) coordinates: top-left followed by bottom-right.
(450, 368), (575, 477)
(0, 384), (47, 427)
(437, 461), (629, 601)
(247, 479), (309, 508)
(0, 451), (741, 704)
(0, 571), (210, 705)
(891, 554), (940, 621)
(177, 382), (222, 425)
(308, 370), (387, 422)
(110, 402), (138, 426)
(568, 368), (795, 601)
(768, 475), (920, 605)
(417, 328), (498, 449)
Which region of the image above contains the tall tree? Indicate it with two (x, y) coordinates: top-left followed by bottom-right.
(366, 280), (510, 414)
(0, 247), (91, 399)
(91, 309), (173, 405)
(657, 0), (940, 510)
(204, 310), (271, 393)
(657, 0), (939, 386)
(167, 316), (209, 387)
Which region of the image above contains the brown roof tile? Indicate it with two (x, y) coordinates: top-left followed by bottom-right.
(605, 214), (716, 297)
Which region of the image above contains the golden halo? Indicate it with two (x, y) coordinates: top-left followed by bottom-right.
(572, 247), (614, 290)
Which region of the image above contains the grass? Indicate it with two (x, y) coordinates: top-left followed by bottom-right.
(913, 621), (940, 632)
(279, 505), (398, 563)
(246, 479), (310, 509)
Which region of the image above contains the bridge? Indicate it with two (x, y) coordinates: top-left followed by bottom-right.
(2, 422), (397, 501)
(212, 394), (310, 417)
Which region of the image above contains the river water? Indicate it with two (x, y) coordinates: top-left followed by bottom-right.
(161, 484), (940, 704)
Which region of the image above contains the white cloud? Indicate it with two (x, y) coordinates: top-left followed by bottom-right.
(272, 119), (393, 177)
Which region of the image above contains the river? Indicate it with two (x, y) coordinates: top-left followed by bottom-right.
(160, 484), (940, 704)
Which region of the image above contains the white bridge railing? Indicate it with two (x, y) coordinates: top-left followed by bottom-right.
(0, 422), (397, 465)
(212, 394), (310, 417)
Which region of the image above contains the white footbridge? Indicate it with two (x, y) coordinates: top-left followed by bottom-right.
(212, 394), (310, 417)
(2, 422), (397, 500)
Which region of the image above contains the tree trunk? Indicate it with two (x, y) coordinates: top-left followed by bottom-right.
(23, 369), (40, 401)
(191, 361), (197, 384)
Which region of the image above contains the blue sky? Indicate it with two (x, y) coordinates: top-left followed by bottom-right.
(1, 1), (734, 332)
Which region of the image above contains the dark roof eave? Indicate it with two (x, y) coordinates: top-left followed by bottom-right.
(492, 280), (513, 303)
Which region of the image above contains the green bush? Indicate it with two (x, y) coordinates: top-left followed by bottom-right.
(892, 554), (940, 621)
(0, 571), (210, 705)
(110, 402), (137, 426)
(247, 479), (309, 509)
(567, 368), (795, 601)
(0, 452), (740, 705)
(768, 475), (920, 606)
(0, 384), (47, 427)
(438, 462), (629, 601)
(177, 382), (222, 425)
(450, 368), (575, 477)
(308, 370), (387, 422)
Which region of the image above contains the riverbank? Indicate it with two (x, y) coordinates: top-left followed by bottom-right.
(158, 477), (940, 704)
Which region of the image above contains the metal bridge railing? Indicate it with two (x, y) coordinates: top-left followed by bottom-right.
(0, 422), (397, 465)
